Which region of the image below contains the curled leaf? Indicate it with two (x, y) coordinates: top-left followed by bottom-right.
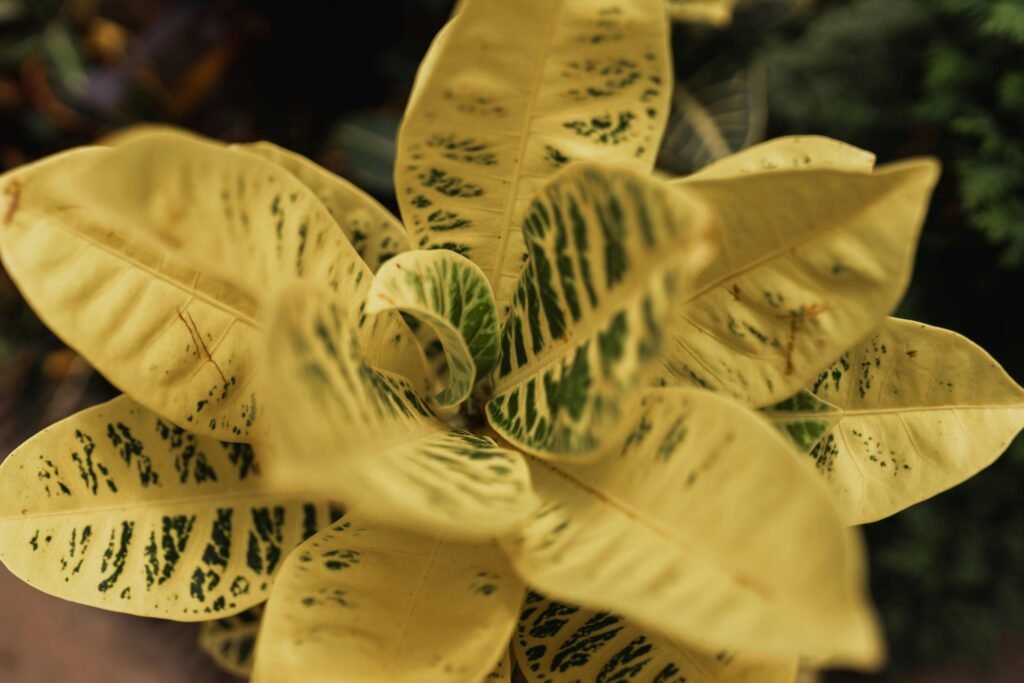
(367, 249), (500, 406)
(267, 281), (535, 539)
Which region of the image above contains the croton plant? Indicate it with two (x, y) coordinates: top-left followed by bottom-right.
(0, 1), (1022, 682)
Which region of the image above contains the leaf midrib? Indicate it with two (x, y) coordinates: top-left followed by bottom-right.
(0, 487), (313, 521)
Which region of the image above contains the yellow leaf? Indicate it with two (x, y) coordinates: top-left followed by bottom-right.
(395, 0), (673, 309)
(0, 131), (426, 440)
(251, 512), (523, 683)
(267, 281), (536, 539)
(656, 145), (940, 407)
(769, 317), (1024, 524)
(199, 605), (263, 678)
(514, 592), (798, 682)
(237, 141), (411, 272)
(367, 249), (500, 406)
(688, 135), (876, 180)
(667, 0), (738, 27)
(486, 164), (714, 459)
(484, 649), (511, 682)
(0, 395), (327, 620)
(501, 388), (881, 666)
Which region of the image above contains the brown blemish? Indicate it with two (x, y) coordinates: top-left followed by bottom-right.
(729, 284), (742, 302)
(906, 349), (917, 358)
(177, 309), (228, 384)
(779, 304), (828, 376)
(3, 180), (22, 225)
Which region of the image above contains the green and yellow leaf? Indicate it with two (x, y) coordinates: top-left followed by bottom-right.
(0, 131), (425, 441)
(769, 317), (1024, 524)
(267, 281), (535, 539)
(514, 592), (797, 682)
(237, 141), (411, 272)
(763, 390), (842, 453)
(251, 512), (523, 683)
(658, 56), (767, 175)
(199, 605), (263, 678)
(367, 249), (500, 406)
(395, 0), (673, 308)
(485, 649), (512, 682)
(667, 0), (737, 26)
(656, 139), (939, 407)
(486, 163), (713, 459)
(689, 136), (875, 180)
(0, 395), (327, 620)
(501, 388), (881, 666)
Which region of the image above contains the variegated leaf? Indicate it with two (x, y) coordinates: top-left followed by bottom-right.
(367, 250), (500, 406)
(501, 388), (881, 666)
(267, 281), (535, 539)
(395, 0), (673, 309)
(689, 135), (876, 180)
(0, 395), (327, 620)
(656, 137), (939, 407)
(487, 163), (713, 459)
(0, 131), (426, 441)
(199, 605), (263, 678)
(237, 141), (411, 272)
(778, 317), (1024, 525)
(658, 57), (767, 175)
(667, 0), (738, 26)
(514, 592), (798, 682)
(251, 512), (523, 683)
(762, 390), (842, 453)
(485, 649), (512, 682)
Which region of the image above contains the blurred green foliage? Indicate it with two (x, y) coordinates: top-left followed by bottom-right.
(765, 0), (1024, 265)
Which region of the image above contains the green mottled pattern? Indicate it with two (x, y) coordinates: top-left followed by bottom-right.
(367, 250), (500, 406)
(762, 390), (842, 458)
(500, 388), (874, 662)
(251, 513), (524, 683)
(238, 142), (412, 272)
(395, 0), (672, 309)
(0, 395), (327, 621)
(513, 592), (795, 683)
(487, 164), (711, 458)
(199, 605), (263, 677)
(268, 283), (535, 539)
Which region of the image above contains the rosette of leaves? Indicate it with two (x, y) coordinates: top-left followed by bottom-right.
(0, 1), (1022, 682)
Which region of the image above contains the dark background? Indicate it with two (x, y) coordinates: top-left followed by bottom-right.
(1, 0), (1022, 680)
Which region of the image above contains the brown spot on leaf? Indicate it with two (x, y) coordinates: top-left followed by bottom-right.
(906, 349), (917, 358)
(779, 304), (828, 376)
(729, 284), (741, 302)
(3, 180), (21, 225)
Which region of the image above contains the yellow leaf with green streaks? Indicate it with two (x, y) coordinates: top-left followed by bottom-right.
(667, 0), (737, 26)
(514, 592), (797, 682)
(251, 512), (523, 683)
(237, 141), (412, 272)
(769, 317), (1024, 525)
(0, 132), (426, 441)
(395, 0), (673, 309)
(266, 281), (535, 539)
(762, 390), (843, 454)
(367, 250), (500, 406)
(199, 605), (263, 678)
(501, 388), (881, 666)
(657, 141), (939, 407)
(0, 395), (327, 620)
(487, 164), (713, 459)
